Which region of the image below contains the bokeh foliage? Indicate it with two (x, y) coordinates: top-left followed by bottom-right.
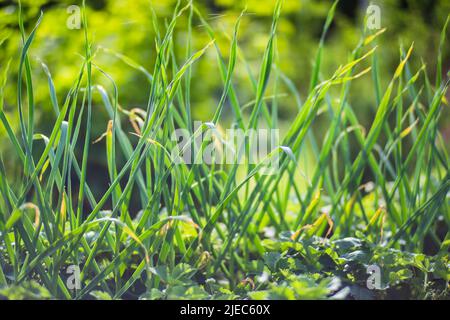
(1, 0), (449, 135)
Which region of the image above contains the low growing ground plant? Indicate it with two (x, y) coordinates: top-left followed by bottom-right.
(0, 0), (449, 300)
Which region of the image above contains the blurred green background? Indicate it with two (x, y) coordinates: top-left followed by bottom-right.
(0, 0), (449, 193)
